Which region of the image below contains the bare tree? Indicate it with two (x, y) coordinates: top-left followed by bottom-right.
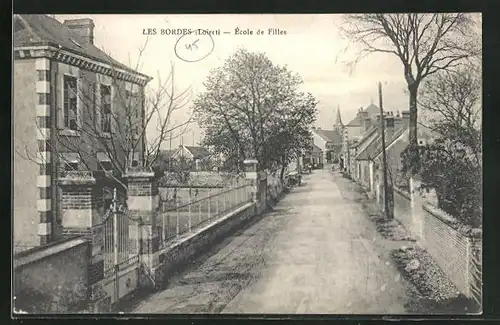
(419, 66), (482, 166)
(340, 13), (481, 174)
(400, 67), (482, 226)
(17, 38), (193, 192)
(194, 48), (318, 173)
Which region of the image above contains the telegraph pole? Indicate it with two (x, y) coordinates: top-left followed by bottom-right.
(379, 82), (391, 219)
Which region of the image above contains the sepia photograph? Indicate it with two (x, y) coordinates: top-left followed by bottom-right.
(12, 13), (482, 315)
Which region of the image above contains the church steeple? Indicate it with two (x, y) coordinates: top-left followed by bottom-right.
(335, 105), (343, 129)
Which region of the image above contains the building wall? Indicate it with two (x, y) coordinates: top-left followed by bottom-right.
(13, 59), (40, 251)
(54, 62), (145, 170)
(377, 129), (409, 183)
(312, 132), (327, 151)
(345, 125), (364, 140)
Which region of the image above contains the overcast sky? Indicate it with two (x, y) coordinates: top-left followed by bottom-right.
(55, 14), (479, 149)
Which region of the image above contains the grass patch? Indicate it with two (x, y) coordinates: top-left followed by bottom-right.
(367, 213), (416, 242)
(391, 246), (475, 314)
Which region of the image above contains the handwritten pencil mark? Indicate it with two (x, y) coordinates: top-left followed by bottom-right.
(175, 33), (214, 63)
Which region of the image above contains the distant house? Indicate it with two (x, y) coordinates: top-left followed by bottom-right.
(344, 103), (380, 141)
(311, 128), (343, 164)
(350, 110), (436, 203)
(353, 112), (409, 197)
(153, 149), (177, 172)
(172, 145), (213, 171)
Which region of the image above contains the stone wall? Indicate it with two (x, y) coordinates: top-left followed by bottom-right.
(159, 202), (255, 283)
(13, 237), (90, 313)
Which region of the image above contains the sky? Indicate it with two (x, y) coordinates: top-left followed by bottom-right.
(54, 14), (479, 150)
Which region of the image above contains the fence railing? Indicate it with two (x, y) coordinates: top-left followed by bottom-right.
(102, 193), (140, 279)
(158, 182), (253, 248)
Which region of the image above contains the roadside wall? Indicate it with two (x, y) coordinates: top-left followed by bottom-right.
(13, 237), (90, 313)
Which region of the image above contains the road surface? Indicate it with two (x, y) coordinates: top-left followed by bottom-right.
(132, 168), (409, 314)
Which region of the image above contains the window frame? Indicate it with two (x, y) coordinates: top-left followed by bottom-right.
(100, 83), (113, 134)
(62, 74), (79, 131)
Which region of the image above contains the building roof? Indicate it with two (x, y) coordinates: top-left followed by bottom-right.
(184, 146), (211, 159)
(313, 129), (343, 144)
(364, 103), (380, 116)
(346, 103), (381, 127)
(346, 114), (363, 127)
(356, 126), (407, 161)
(351, 125), (378, 149)
(13, 15), (149, 79)
(159, 149), (177, 160)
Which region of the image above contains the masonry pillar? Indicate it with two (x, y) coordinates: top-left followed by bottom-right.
(58, 171), (106, 307)
(410, 175), (424, 241)
(243, 159), (259, 214)
(36, 57), (53, 245)
(124, 167), (162, 288)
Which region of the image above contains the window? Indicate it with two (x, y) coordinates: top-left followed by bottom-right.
(99, 161), (113, 171)
(101, 84), (112, 133)
(63, 75), (78, 130)
(65, 162), (79, 171)
(126, 90), (140, 119)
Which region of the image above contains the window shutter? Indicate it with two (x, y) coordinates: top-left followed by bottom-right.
(56, 73), (64, 129)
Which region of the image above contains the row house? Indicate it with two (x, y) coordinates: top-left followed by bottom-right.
(340, 103), (380, 172)
(354, 112), (409, 200)
(13, 15), (152, 248)
(350, 110), (436, 205)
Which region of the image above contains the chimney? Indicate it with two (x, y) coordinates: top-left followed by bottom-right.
(363, 117), (372, 132)
(385, 115), (395, 142)
(63, 18), (95, 44)
(394, 114), (403, 131)
(401, 110), (410, 129)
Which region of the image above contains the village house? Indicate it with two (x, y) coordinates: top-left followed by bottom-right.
(308, 106), (345, 168)
(340, 103), (380, 173)
(355, 112), (408, 199)
(349, 109), (436, 206)
(171, 145), (213, 171)
(13, 14), (152, 250)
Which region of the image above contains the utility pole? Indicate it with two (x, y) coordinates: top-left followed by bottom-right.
(379, 82), (391, 219)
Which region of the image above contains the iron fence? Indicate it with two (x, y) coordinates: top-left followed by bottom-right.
(158, 181), (253, 247)
(102, 189), (140, 279)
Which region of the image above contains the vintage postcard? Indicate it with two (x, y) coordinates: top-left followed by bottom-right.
(12, 13), (482, 315)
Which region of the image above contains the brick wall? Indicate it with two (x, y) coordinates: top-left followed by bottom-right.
(421, 206), (470, 296)
(13, 237), (91, 313)
(392, 185), (481, 301)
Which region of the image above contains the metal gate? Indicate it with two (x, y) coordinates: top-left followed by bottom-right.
(102, 188), (140, 306)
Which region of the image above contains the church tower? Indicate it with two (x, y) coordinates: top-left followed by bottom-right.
(334, 105), (343, 132)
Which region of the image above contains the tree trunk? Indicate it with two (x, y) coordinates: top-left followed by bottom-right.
(408, 84), (420, 176)
(280, 165), (286, 181)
